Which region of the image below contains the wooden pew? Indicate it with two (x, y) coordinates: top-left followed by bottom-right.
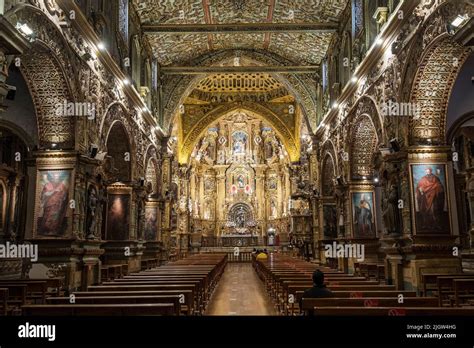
(422, 273), (473, 296)
(74, 290), (194, 315)
(454, 279), (474, 307)
(437, 276), (474, 306)
(301, 297), (439, 314)
(102, 279), (205, 311)
(22, 303), (177, 316)
(47, 295), (181, 315)
(89, 284), (198, 314)
(0, 279), (41, 304)
(313, 306), (474, 316)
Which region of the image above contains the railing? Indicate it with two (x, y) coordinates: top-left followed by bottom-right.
(227, 251), (253, 263)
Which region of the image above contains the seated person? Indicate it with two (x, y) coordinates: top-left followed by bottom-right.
(299, 270), (334, 315)
(256, 250), (268, 260)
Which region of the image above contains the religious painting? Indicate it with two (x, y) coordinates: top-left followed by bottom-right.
(323, 204), (337, 239)
(36, 170), (71, 237)
(351, 191), (376, 238)
(232, 131), (247, 155)
(106, 194), (130, 240)
(144, 206), (158, 241)
(410, 164), (450, 234)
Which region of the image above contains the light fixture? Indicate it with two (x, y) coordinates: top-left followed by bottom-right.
(351, 76), (358, 83)
(376, 37), (384, 46)
(362, 176), (367, 180)
(374, 177), (379, 183)
(97, 42), (106, 51)
(51, 143), (57, 148)
(332, 102), (339, 109)
(17, 23), (33, 36)
(122, 78), (130, 86)
(142, 107), (148, 113)
(451, 15), (468, 28)
(320, 122), (326, 128)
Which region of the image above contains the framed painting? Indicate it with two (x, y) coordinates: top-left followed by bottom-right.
(409, 163), (451, 235)
(106, 193), (130, 240)
(35, 169), (72, 237)
(351, 191), (376, 239)
(144, 205), (158, 241)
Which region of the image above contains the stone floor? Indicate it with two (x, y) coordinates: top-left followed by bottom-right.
(206, 263), (277, 316)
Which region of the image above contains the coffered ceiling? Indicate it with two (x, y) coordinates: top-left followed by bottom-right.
(133, 0), (349, 66)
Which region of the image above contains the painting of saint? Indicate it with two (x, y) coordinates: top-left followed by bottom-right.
(144, 206), (158, 241)
(352, 192), (376, 238)
(411, 164), (450, 234)
(37, 170), (71, 236)
(237, 175), (245, 188)
(323, 205), (337, 239)
(106, 194), (130, 240)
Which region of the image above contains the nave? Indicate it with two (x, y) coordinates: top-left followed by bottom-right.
(3, 250), (474, 317)
(205, 263), (276, 316)
(0, 0), (473, 324)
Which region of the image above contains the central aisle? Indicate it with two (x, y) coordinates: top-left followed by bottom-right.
(206, 263), (277, 315)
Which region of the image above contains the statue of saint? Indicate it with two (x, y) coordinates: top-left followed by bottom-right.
(383, 184), (402, 235)
(86, 187), (98, 239)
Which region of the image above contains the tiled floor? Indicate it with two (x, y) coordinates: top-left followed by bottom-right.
(206, 263), (277, 316)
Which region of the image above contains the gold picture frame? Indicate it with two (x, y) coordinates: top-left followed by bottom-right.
(33, 166), (75, 239)
(409, 162), (452, 235)
(349, 187), (376, 239)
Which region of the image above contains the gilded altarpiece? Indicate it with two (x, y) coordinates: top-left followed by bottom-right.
(187, 111), (291, 248)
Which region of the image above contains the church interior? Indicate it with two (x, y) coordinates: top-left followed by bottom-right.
(0, 0), (474, 323)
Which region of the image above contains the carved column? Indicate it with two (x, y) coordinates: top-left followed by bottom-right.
(215, 165), (226, 243)
(160, 151), (173, 261)
(176, 165), (190, 255)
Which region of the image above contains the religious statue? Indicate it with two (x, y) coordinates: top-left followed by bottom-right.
(136, 196), (146, 240)
(270, 201), (277, 218)
(382, 184), (402, 235)
(236, 206), (246, 228)
(86, 187), (98, 239)
(233, 139), (245, 154)
(237, 175), (245, 188)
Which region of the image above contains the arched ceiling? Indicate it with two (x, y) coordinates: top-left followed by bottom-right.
(176, 103), (301, 164)
(132, 0), (349, 66)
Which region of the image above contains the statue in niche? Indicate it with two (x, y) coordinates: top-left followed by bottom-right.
(86, 186), (98, 239)
(232, 131), (247, 155)
(237, 175), (245, 188)
(233, 139), (245, 154)
(136, 196), (146, 240)
(270, 200), (277, 218)
(265, 140), (273, 159)
(382, 184), (402, 235)
(235, 206), (246, 228)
